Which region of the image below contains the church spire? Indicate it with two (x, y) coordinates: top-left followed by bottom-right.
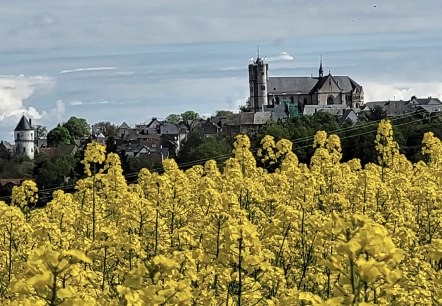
(319, 56), (324, 78)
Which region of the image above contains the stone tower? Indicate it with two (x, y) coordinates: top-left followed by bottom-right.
(14, 115), (34, 160)
(248, 57), (268, 112)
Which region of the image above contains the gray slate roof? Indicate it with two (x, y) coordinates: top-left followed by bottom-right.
(159, 123), (179, 135)
(226, 112), (271, 126)
(268, 75), (362, 95)
(15, 115), (33, 131)
(268, 77), (318, 95)
(363, 100), (412, 117)
(411, 97), (442, 105)
(118, 122), (131, 130)
(303, 105), (348, 116)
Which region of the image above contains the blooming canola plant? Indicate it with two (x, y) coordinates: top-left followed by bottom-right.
(0, 120), (441, 305)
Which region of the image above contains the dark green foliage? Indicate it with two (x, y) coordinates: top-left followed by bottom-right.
(124, 155), (163, 176)
(34, 153), (77, 188)
(62, 116), (90, 139)
(165, 114), (181, 124)
(178, 131), (231, 167)
(0, 155), (34, 179)
(360, 105), (387, 121)
(215, 110), (233, 117)
(255, 112), (442, 165)
(34, 125), (47, 142)
(181, 110), (199, 122)
(187, 137), (231, 161)
(47, 126), (74, 147)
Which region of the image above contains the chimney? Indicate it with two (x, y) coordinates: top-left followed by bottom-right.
(29, 119), (32, 127)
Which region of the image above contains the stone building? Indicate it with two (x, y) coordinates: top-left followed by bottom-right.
(248, 58), (364, 113)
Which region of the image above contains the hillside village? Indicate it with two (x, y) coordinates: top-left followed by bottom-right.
(1, 57), (441, 194)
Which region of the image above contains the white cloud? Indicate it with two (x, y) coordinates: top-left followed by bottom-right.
(0, 75), (52, 121)
(0, 75), (68, 140)
(364, 81), (442, 102)
(266, 51), (294, 62)
(60, 67), (116, 74)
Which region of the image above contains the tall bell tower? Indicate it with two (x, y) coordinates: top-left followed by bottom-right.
(248, 54), (268, 112)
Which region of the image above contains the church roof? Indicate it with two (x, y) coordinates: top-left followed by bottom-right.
(268, 75), (362, 96)
(14, 115), (33, 131)
(268, 77), (318, 95)
(333, 76), (362, 92)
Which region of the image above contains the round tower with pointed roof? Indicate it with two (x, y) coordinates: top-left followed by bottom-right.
(14, 115), (34, 160)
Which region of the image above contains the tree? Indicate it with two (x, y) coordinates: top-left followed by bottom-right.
(47, 126), (73, 147)
(34, 153), (77, 188)
(0, 155), (34, 179)
(165, 114), (181, 124)
(181, 110), (199, 122)
(360, 105), (387, 121)
(124, 155), (163, 174)
(259, 121), (290, 141)
(239, 98), (251, 112)
(34, 125), (47, 142)
(62, 116), (90, 140)
(187, 137), (231, 163)
(215, 110), (233, 117)
(92, 121), (116, 138)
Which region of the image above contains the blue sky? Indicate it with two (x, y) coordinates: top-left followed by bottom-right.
(1, 0), (442, 141)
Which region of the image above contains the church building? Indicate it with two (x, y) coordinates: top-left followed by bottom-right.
(248, 57), (364, 113)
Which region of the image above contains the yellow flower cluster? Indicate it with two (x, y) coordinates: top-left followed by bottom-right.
(0, 120), (441, 305)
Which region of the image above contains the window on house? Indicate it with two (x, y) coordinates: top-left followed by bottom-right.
(327, 96), (334, 105)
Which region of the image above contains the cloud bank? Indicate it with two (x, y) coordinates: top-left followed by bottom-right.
(0, 75), (65, 140)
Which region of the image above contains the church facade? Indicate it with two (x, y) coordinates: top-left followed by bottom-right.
(248, 58), (364, 113)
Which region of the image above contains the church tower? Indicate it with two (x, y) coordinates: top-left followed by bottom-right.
(248, 57), (269, 112)
(319, 57), (324, 78)
(14, 115), (34, 160)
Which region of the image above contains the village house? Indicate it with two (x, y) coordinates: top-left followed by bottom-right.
(362, 96), (442, 118)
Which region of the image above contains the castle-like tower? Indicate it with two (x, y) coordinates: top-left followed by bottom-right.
(248, 57), (269, 112)
(14, 115), (34, 160)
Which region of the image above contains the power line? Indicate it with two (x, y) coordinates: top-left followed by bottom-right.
(0, 111), (435, 202)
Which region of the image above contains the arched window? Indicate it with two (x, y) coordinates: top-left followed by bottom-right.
(327, 95), (334, 105)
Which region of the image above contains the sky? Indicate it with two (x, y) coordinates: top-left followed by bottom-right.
(1, 0), (442, 141)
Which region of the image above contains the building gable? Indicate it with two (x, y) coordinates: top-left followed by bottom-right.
(313, 75), (342, 94)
